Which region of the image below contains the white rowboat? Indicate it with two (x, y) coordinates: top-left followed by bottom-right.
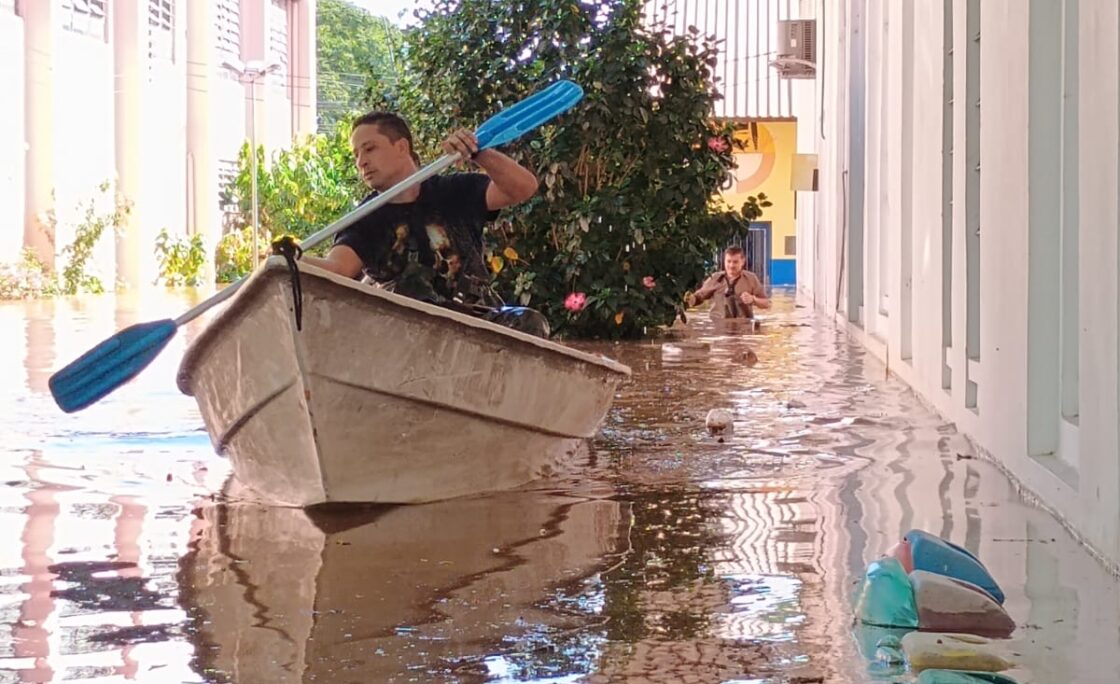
(177, 257), (631, 506)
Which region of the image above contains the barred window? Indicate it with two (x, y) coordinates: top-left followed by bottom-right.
(217, 158), (242, 227)
(215, 0), (241, 79)
(148, 0), (174, 63)
(60, 0), (107, 40)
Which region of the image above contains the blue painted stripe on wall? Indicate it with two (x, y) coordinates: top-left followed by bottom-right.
(771, 259), (796, 286)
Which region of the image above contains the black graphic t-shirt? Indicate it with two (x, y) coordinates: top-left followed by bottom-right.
(334, 173), (498, 301)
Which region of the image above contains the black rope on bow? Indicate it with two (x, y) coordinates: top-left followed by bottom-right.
(271, 235), (304, 330)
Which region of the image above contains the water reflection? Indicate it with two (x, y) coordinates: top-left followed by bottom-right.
(0, 471), (196, 682)
(2, 292), (1120, 683)
(178, 493), (627, 683)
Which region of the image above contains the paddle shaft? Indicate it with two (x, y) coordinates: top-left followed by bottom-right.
(174, 153), (461, 326)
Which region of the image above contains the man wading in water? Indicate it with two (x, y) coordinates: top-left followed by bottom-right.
(685, 246), (771, 320)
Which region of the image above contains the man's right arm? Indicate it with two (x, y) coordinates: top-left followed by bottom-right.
(300, 244), (364, 279)
(686, 275), (720, 307)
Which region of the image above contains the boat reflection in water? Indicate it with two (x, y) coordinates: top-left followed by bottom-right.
(177, 491), (628, 682)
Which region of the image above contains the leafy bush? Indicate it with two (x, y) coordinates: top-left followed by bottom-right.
(0, 249), (56, 300)
(2, 182), (134, 299)
(42, 181), (133, 296)
(214, 226), (272, 283)
(154, 228), (207, 287)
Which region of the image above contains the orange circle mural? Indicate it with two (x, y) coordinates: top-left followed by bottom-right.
(732, 123), (776, 193)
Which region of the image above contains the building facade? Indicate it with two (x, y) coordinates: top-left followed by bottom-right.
(644, 0), (801, 286)
(0, 0), (316, 288)
(791, 0), (1120, 568)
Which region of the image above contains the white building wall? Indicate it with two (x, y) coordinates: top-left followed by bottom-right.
(54, 30), (117, 284)
(0, 10), (25, 264)
(1074, 0), (1120, 560)
(793, 0), (1120, 568)
(136, 0), (190, 287)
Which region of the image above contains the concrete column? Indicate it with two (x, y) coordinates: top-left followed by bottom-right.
(290, 0), (318, 137)
(186, 1), (217, 283)
(23, 0), (54, 267)
(113, 0), (143, 289)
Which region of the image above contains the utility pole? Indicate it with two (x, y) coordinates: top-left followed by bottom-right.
(222, 58), (282, 268)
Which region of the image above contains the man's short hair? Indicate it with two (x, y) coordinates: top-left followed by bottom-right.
(352, 111), (419, 163)
(724, 246), (745, 258)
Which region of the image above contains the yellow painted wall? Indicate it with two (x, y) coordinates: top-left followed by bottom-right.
(718, 121), (798, 263)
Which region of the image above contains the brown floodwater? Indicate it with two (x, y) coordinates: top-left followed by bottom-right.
(1, 290), (1118, 683)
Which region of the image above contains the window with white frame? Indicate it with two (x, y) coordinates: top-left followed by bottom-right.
(60, 0), (107, 40)
(148, 0), (174, 63)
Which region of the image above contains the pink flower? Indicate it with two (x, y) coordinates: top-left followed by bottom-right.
(564, 291), (587, 312)
(707, 137), (729, 153)
(642, 275), (656, 289)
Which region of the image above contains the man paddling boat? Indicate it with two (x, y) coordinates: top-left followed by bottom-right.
(300, 111), (549, 335)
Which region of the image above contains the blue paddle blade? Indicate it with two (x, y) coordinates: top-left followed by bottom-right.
(476, 80), (584, 150)
(48, 319), (179, 413)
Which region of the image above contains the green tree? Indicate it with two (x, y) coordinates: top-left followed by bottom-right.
(377, 0), (741, 339)
(317, 0), (405, 131)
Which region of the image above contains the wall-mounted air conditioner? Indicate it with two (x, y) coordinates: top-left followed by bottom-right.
(771, 19), (817, 79)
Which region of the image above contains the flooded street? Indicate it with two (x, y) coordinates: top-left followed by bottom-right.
(2, 291), (1119, 683)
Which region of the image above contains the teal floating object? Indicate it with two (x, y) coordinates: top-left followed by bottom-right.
(855, 556), (919, 629)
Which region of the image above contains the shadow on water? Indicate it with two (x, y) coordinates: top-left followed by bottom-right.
(1, 292), (1119, 682)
